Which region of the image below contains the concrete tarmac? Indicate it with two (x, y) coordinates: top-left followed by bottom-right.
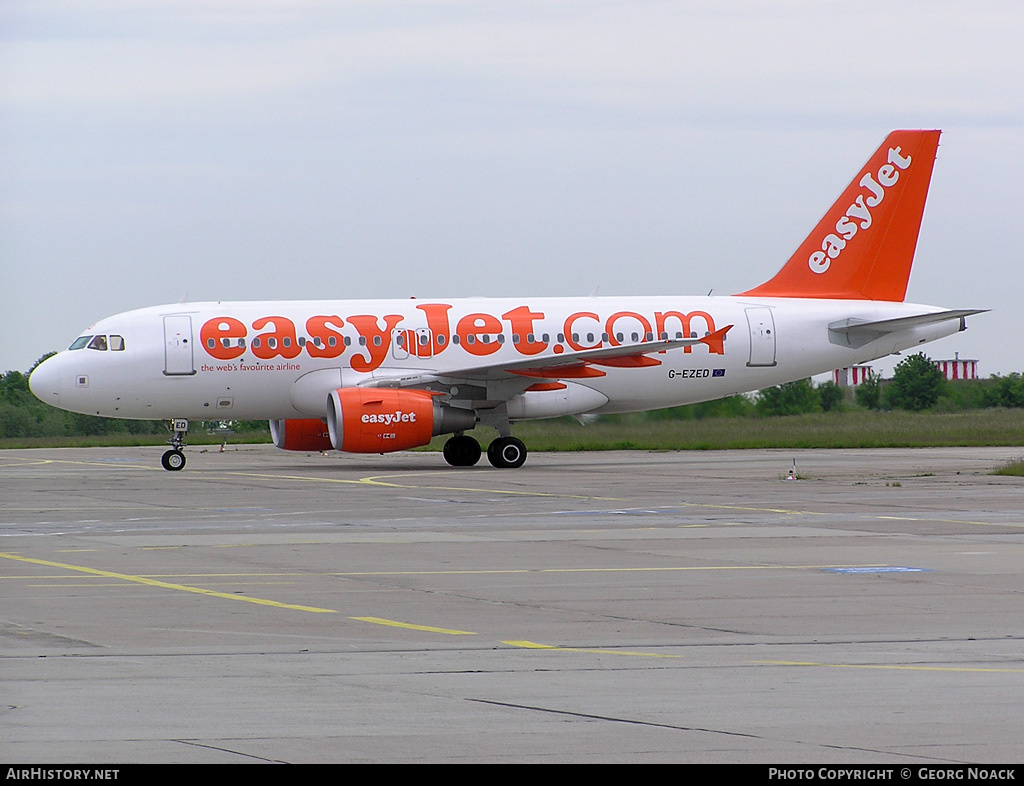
(2, 444), (1023, 763)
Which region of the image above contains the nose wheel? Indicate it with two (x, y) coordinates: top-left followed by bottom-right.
(162, 418), (189, 471)
(161, 449), (186, 471)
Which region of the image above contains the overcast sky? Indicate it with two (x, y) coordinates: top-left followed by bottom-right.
(2, 0), (1022, 378)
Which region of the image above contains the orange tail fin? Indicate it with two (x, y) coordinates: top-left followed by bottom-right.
(738, 130), (940, 302)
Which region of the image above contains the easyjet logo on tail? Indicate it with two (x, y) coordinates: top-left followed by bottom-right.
(809, 146), (913, 275)
(737, 129), (939, 302)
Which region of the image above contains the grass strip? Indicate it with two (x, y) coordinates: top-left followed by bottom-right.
(7, 409), (1022, 451)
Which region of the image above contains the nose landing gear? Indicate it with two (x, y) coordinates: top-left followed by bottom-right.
(161, 418), (188, 471)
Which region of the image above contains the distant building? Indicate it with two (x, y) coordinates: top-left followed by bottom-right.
(834, 365), (874, 387)
(935, 352), (978, 380)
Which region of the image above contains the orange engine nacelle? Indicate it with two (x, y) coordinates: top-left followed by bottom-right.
(270, 418), (334, 452)
(326, 388), (476, 453)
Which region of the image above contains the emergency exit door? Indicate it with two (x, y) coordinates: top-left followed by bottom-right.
(745, 307), (777, 367)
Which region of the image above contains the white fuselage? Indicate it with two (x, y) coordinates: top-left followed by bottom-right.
(29, 295), (958, 422)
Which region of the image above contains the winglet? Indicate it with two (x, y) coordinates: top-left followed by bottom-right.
(738, 130), (941, 302)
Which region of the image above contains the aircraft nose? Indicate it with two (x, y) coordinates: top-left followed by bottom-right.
(29, 356), (61, 407)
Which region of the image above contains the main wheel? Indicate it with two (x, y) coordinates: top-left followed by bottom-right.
(486, 436), (527, 469)
(161, 449), (186, 471)
(443, 435), (482, 467)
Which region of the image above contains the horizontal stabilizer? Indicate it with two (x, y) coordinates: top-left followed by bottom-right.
(828, 309), (986, 349)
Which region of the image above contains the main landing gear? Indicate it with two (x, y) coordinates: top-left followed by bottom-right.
(161, 418), (188, 471)
(442, 433), (527, 469)
(442, 434), (481, 467)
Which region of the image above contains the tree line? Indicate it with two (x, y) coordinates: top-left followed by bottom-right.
(598, 353), (1024, 423)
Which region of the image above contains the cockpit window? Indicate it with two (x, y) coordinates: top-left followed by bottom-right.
(69, 334), (124, 351)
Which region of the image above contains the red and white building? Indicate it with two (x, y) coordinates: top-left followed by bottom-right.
(834, 365), (874, 387)
(934, 353), (978, 380)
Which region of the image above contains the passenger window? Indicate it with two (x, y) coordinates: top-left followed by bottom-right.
(87, 335), (108, 351)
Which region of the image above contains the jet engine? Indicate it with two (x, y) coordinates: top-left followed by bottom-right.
(326, 388), (476, 453)
(269, 418), (334, 452)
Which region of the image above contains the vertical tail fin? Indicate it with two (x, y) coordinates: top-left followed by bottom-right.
(739, 130), (940, 302)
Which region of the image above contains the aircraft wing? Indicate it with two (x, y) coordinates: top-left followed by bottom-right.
(360, 325), (733, 391)
(828, 309), (986, 349)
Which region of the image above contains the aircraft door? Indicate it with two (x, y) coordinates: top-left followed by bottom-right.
(163, 315), (196, 376)
(415, 328), (433, 359)
(391, 328), (409, 360)
(392, 328), (433, 360)
(745, 307), (777, 367)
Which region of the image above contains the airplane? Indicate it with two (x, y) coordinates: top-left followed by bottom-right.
(29, 129), (983, 471)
